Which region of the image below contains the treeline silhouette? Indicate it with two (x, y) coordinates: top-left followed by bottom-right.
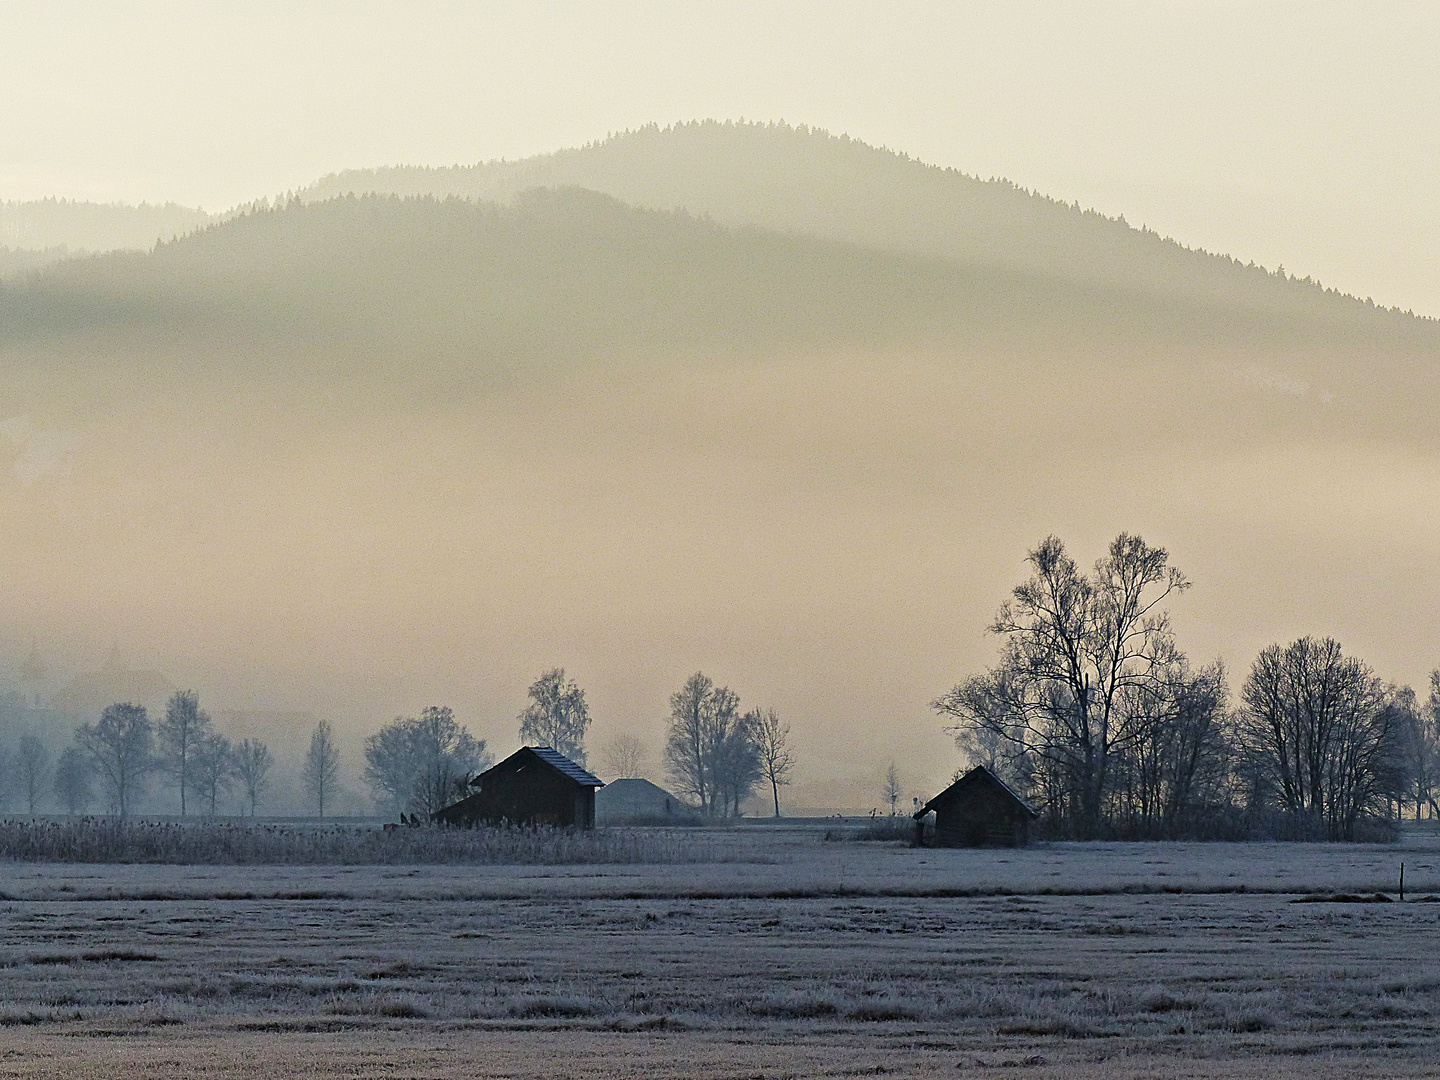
(937, 534), (1440, 842)
(0, 198), (214, 252)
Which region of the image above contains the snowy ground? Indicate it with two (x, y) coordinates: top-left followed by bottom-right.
(1, 824), (1438, 1078)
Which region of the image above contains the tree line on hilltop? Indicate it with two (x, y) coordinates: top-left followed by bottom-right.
(935, 534), (1440, 841)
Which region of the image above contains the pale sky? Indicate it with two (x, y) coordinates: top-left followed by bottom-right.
(2, 0), (1437, 312)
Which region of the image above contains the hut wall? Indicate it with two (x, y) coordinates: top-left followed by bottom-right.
(442, 764), (594, 827)
(932, 784), (1031, 847)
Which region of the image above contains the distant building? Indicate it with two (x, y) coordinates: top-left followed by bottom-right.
(595, 777), (692, 824)
(50, 648), (175, 721)
(913, 764), (1039, 847)
(432, 746), (603, 829)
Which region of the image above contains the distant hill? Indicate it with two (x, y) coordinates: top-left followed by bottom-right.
(2, 188), (1434, 431)
(0, 198), (215, 254)
(305, 120), (1425, 324)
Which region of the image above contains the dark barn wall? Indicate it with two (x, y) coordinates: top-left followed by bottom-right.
(435, 753), (597, 828)
(932, 783), (1032, 848)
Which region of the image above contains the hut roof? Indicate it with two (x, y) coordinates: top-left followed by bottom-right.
(914, 764), (1038, 820)
(595, 777), (680, 803)
(469, 745), (604, 788)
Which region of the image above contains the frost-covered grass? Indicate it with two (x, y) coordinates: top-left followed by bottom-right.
(1, 888), (1438, 1064)
(1, 825), (1438, 1077)
(0, 819), (721, 866)
(2, 821), (1435, 897)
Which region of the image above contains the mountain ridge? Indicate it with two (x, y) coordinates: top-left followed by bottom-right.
(3, 188), (1434, 431)
(304, 120), (1430, 323)
(3, 121), (1429, 325)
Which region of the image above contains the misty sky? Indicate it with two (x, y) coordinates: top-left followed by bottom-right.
(2, 1), (1438, 315)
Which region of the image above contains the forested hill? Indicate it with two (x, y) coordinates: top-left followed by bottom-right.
(2, 189), (1435, 422)
(0, 199), (215, 253)
(304, 121), (1424, 325)
(0, 199), (218, 280)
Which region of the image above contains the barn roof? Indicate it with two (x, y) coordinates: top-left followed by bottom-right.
(517, 746), (604, 787)
(914, 764), (1038, 819)
(596, 777), (678, 801)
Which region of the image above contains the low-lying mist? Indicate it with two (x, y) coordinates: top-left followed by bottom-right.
(2, 174), (1438, 810)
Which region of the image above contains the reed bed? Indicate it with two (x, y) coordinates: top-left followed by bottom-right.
(0, 819), (719, 866)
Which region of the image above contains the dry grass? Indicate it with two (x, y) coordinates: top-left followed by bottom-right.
(0, 820), (719, 866)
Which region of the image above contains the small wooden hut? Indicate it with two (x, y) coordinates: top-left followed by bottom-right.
(913, 764), (1038, 847)
(431, 746), (604, 829)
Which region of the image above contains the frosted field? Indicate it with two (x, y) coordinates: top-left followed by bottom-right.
(2, 825), (1439, 1079)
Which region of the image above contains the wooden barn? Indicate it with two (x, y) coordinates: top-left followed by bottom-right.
(913, 764), (1039, 847)
(431, 746), (604, 829)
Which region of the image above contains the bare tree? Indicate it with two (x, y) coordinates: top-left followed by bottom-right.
(52, 745), (93, 815)
(234, 738), (273, 818)
(934, 534), (1188, 837)
(191, 731), (236, 818)
(0, 744), (12, 811)
(666, 673), (714, 812)
(753, 708), (795, 817)
(409, 706), (488, 815)
(518, 669), (591, 765)
(16, 735), (50, 815)
(714, 704), (762, 817)
(302, 720), (341, 819)
(664, 674), (762, 817)
(1406, 671), (1440, 819)
(1237, 637), (1398, 839)
(362, 719), (417, 816)
(883, 762), (902, 816)
(76, 703), (153, 818)
(600, 734), (647, 780)
(157, 690), (211, 818)
(363, 707), (489, 817)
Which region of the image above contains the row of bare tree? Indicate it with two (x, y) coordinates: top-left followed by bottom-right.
(359, 669), (594, 818)
(29, 693), (342, 819)
(664, 672), (794, 817)
(935, 534), (1439, 841)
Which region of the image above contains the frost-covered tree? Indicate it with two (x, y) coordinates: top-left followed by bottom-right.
(599, 733), (647, 780)
(16, 735), (50, 814)
(753, 708), (794, 817)
(882, 762), (902, 816)
(302, 720), (341, 819)
(664, 674), (763, 817)
(190, 731), (236, 818)
(76, 703), (153, 818)
(713, 706), (762, 818)
(518, 669), (591, 765)
(364, 707), (489, 817)
(157, 690), (212, 817)
(234, 738), (273, 818)
(52, 745), (93, 815)
(665, 673), (715, 812)
(934, 534), (1189, 837)
(1238, 638), (1400, 840)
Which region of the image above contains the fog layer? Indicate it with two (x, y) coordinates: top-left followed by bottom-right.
(3, 127), (1438, 806)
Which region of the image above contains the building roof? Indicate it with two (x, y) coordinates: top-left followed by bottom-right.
(509, 748), (604, 789)
(596, 777), (678, 802)
(914, 764), (1039, 819)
